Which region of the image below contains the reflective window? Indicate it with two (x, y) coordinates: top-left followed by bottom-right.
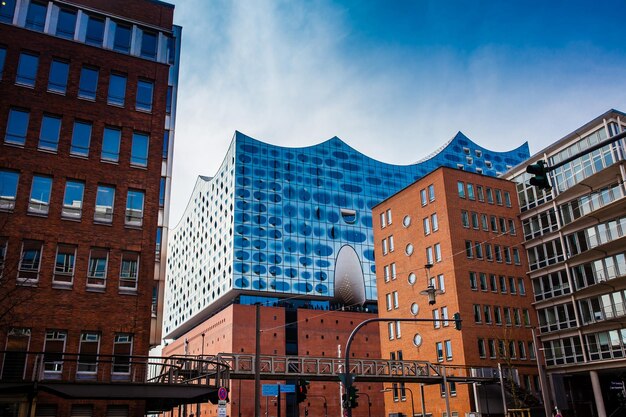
(113, 23), (132, 53)
(159, 178), (166, 206)
(53, 244), (76, 285)
(107, 73), (127, 106)
(136, 79), (153, 112)
(70, 121), (92, 156)
(0, 170), (19, 210)
(5, 108), (30, 145)
(120, 252), (139, 290)
(78, 333), (100, 373)
(140, 30), (157, 59)
(19, 240), (42, 283)
(166, 86), (173, 114)
(94, 185), (115, 223)
(48, 59), (69, 94)
(25, 1), (47, 32)
(28, 175), (53, 215)
(78, 66), (99, 100)
(87, 248), (108, 287)
(38, 115), (62, 151)
(62, 180), (84, 219)
(101, 127), (121, 162)
(125, 190), (145, 226)
(130, 132), (149, 167)
(56, 8), (76, 39)
(85, 15), (104, 46)
(155, 227), (162, 257)
(16, 52), (39, 87)
(43, 330), (67, 373)
(162, 130), (169, 159)
(0, 0), (16, 23)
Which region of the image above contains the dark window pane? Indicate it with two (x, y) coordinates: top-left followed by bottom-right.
(70, 121), (92, 156)
(101, 127), (121, 162)
(0, 170), (19, 210)
(162, 130), (169, 159)
(113, 24), (131, 53)
(48, 60), (69, 94)
(107, 73), (126, 106)
(0, 0), (16, 23)
(25, 1), (47, 31)
(136, 80), (153, 112)
(141, 30), (157, 59)
(5, 108), (30, 145)
(166, 36), (176, 65)
(165, 86), (172, 114)
(56, 9), (77, 39)
(78, 67), (98, 100)
(38, 115), (62, 151)
(0, 47), (6, 79)
(85, 15), (104, 46)
(131, 132), (149, 167)
(159, 178), (165, 206)
(16, 53), (39, 87)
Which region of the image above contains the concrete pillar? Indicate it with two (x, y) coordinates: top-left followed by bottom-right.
(590, 370), (606, 417)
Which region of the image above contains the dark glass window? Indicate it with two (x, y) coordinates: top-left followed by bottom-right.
(0, 47), (6, 79)
(125, 190), (145, 226)
(166, 86), (172, 114)
(113, 23), (131, 53)
(130, 132), (149, 167)
(5, 108), (30, 145)
(101, 127), (121, 162)
(166, 36), (176, 65)
(38, 115), (62, 151)
(140, 30), (157, 59)
(159, 178), (166, 206)
(85, 15), (104, 46)
(28, 175), (53, 215)
(162, 130), (169, 159)
(48, 59), (69, 94)
(56, 9), (77, 39)
(136, 79), (153, 112)
(107, 73), (127, 106)
(78, 66), (99, 100)
(25, 1), (47, 32)
(70, 121), (92, 156)
(16, 52), (39, 87)
(0, 0), (16, 23)
(0, 170), (19, 210)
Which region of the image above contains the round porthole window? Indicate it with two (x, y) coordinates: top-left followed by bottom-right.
(413, 333), (423, 347)
(405, 243), (414, 256)
(408, 272), (416, 285)
(403, 215), (411, 228)
(410, 302), (419, 316)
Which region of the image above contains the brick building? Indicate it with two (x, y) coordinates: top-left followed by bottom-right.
(0, 0), (180, 415)
(374, 167), (540, 417)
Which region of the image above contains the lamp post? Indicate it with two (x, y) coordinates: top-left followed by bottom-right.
(381, 387), (415, 417)
(359, 392), (372, 417)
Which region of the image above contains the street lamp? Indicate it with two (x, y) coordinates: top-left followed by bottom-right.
(419, 264), (442, 305)
(381, 387), (415, 417)
(359, 392), (372, 417)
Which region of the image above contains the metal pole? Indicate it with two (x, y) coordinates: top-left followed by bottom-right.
(532, 327), (552, 417)
(498, 363), (508, 416)
(255, 303), (262, 417)
(420, 384), (426, 417)
(442, 371), (451, 417)
(360, 392), (372, 417)
(276, 384), (281, 417)
(404, 387), (415, 417)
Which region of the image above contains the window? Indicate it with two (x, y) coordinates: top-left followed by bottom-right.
(16, 52), (39, 87)
(388, 235), (394, 252)
(490, 274), (497, 292)
(428, 184), (435, 201)
(386, 293), (392, 311)
(494, 307), (502, 325)
(420, 189), (427, 206)
(59, 180), (85, 219)
(393, 291), (399, 309)
(461, 211), (469, 228)
(120, 252), (139, 290)
(495, 245), (502, 262)
(78, 66), (99, 100)
(113, 334), (133, 374)
(457, 181), (465, 198)
(113, 23), (132, 53)
(87, 248), (108, 287)
(518, 278), (526, 295)
(47, 59), (69, 94)
(473, 304), (481, 323)
(483, 305), (492, 324)
(395, 321), (401, 338)
(0, 0), (16, 23)
(513, 247), (521, 265)
(70, 121), (92, 156)
(166, 86), (173, 113)
(518, 341), (527, 359)
(159, 178), (166, 207)
(431, 213), (438, 231)
(423, 217), (431, 235)
(141, 30), (158, 59)
(94, 185), (115, 223)
(18, 240), (42, 284)
(25, 1), (47, 31)
(485, 243), (493, 261)
(426, 246), (434, 264)
(391, 263), (396, 280)
(382, 238), (388, 255)
(0, 47), (6, 79)
(489, 339), (497, 358)
(476, 185), (484, 201)
(155, 227), (162, 258)
(499, 217), (507, 234)
(78, 333), (100, 373)
(436, 342), (444, 362)
(403, 215), (411, 228)
(445, 340), (453, 360)
(467, 183), (475, 200)
(125, 190), (145, 227)
(475, 242), (483, 259)
(481, 214), (489, 231)
(380, 212), (386, 228)
(514, 308), (522, 326)
(490, 215), (498, 232)
(469, 271), (477, 290)
(437, 274), (445, 292)
(56, 8), (77, 39)
(131, 132), (149, 167)
(53, 244), (76, 285)
(471, 212), (479, 229)
(107, 73), (127, 106)
(509, 219), (516, 235)
(386, 208), (392, 225)
(480, 273), (487, 291)
(478, 339), (486, 358)
(433, 309), (440, 328)
(509, 276), (517, 294)
(163, 130), (170, 159)
(85, 15), (105, 46)
(504, 247), (512, 264)
(504, 307), (512, 326)
(136, 79), (154, 112)
(38, 115), (62, 151)
(504, 191), (512, 207)
(102, 127), (121, 162)
(384, 265), (390, 282)
(388, 322), (395, 340)
(28, 175), (52, 215)
(44, 330), (67, 374)
(441, 306), (449, 326)
(0, 170), (19, 210)
(495, 189), (503, 205)
(465, 240), (473, 258)
(486, 187), (494, 204)
(5, 108), (30, 145)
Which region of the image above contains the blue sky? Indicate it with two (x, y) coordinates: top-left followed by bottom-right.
(167, 0), (626, 224)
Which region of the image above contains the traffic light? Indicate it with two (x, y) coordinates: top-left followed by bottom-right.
(342, 393), (349, 409)
(526, 160), (551, 190)
(296, 379), (309, 403)
(453, 312), (462, 330)
(348, 385), (359, 408)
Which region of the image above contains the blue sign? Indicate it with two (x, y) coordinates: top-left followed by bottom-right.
(262, 384), (278, 396)
(280, 384), (295, 393)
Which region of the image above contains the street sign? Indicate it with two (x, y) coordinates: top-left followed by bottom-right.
(218, 404), (227, 417)
(262, 384), (278, 396)
(279, 384), (295, 393)
(218, 387), (228, 401)
(218, 400), (227, 406)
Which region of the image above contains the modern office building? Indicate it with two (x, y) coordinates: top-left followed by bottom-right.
(162, 131), (530, 416)
(373, 166), (539, 417)
(0, 0), (180, 415)
(505, 109), (626, 417)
